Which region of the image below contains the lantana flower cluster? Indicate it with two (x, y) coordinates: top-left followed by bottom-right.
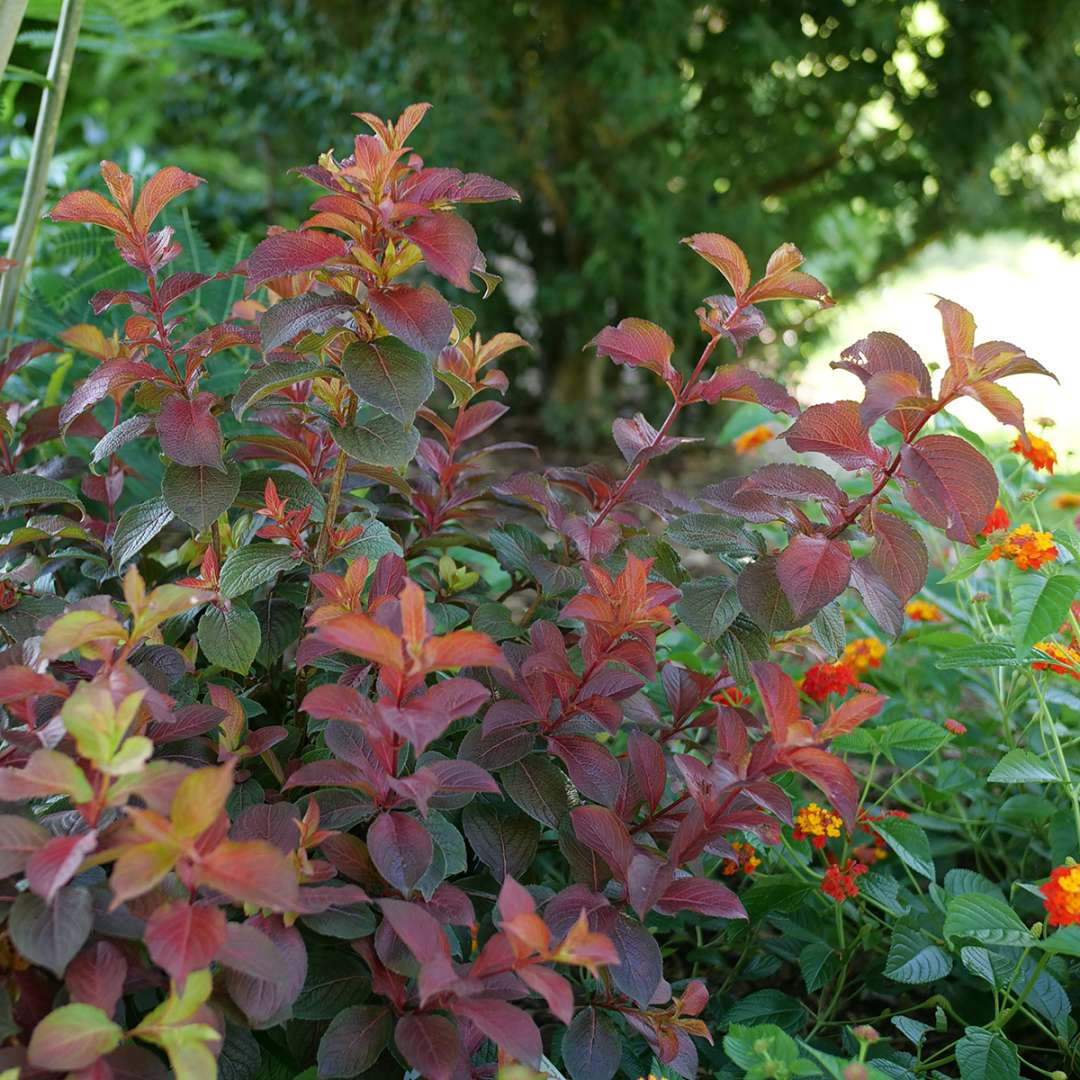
(1033, 640), (1080, 680)
(987, 523), (1059, 571)
(1041, 863), (1080, 926)
(1012, 432), (1057, 473)
(721, 840), (762, 877)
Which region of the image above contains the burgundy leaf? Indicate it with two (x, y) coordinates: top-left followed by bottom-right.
(570, 806), (634, 879)
(775, 534), (852, 619)
(549, 735), (622, 807)
(736, 557), (802, 633)
(403, 167), (520, 204)
(461, 802), (539, 881)
(318, 1005), (393, 1077)
(223, 916), (306, 1028)
(590, 319), (676, 382)
(406, 212), (480, 290)
(245, 229), (348, 293)
(216, 921), (293, 982)
(608, 913), (662, 1007)
(783, 401), (884, 471)
(366, 284), (454, 355)
(833, 331), (931, 396)
(612, 413), (699, 467)
(519, 964), (574, 1024)
(681, 233), (750, 295)
(867, 507), (928, 603)
(627, 730), (665, 812)
(454, 997), (542, 1069)
(258, 292), (355, 352)
(562, 1007), (621, 1080)
(750, 661), (801, 746)
(898, 434), (997, 545)
(695, 364), (800, 416)
(737, 463), (842, 507)
(145, 900), (227, 984)
(65, 942), (127, 1014)
(394, 1013), (461, 1080)
(367, 812), (433, 895)
(157, 393), (223, 469)
(857, 370), (928, 431)
(655, 877), (747, 919)
(26, 831), (97, 903)
(849, 557), (905, 639)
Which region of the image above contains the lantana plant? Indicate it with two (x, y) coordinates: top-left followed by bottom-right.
(0, 104), (1076, 1080)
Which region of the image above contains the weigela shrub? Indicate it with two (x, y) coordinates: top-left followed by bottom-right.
(0, 103), (1073, 1080)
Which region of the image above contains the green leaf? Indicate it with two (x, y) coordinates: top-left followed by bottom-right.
(1038, 924), (1080, 957)
(232, 360), (337, 419)
(236, 469), (325, 522)
(26, 1003), (123, 1071)
(0, 473), (83, 516)
(935, 642), (1026, 670)
(810, 601), (845, 657)
(1010, 569), (1080, 653)
(111, 496), (174, 568)
(331, 412), (420, 469)
(883, 922), (952, 984)
(198, 604), (261, 674)
(944, 894), (1033, 947)
(798, 941), (838, 993)
(939, 546), (992, 583)
(873, 817), (935, 880)
(722, 1024), (801, 1071)
(667, 513), (757, 555)
(162, 461), (240, 533)
(340, 337), (433, 423)
(955, 1027), (1019, 1080)
(294, 946), (370, 1020)
(987, 747), (1058, 784)
(722, 990), (808, 1032)
(676, 577), (740, 642)
(219, 543), (300, 599)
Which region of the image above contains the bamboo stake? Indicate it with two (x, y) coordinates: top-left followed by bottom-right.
(0, 0), (85, 334)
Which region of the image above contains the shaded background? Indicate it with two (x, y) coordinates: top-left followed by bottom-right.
(3, 0), (1079, 451)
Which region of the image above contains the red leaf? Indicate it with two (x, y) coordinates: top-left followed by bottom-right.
(750, 661), (801, 745)
(318, 1005), (393, 1077)
(426, 758), (499, 795)
(781, 745), (859, 829)
(655, 877), (747, 919)
(367, 812), (432, 895)
(783, 401), (884, 471)
(378, 898), (449, 961)
(695, 364), (800, 416)
(857, 371), (927, 431)
(192, 839), (299, 912)
(819, 692), (886, 740)
(27, 832), (97, 903)
(775, 534), (852, 619)
(849, 558), (904, 639)
(680, 233), (750, 297)
(65, 942), (128, 1014)
(898, 434), (997, 545)
(453, 998), (542, 1069)
(548, 736), (622, 807)
(258, 292), (355, 352)
(562, 1007), (621, 1080)
(157, 393), (223, 469)
(133, 167), (204, 233)
(736, 557), (801, 633)
(590, 319), (676, 383)
(612, 413), (699, 467)
(404, 167), (520, 204)
(394, 1013), (461, 1080)
(628, 731), (665, 812)
(145, 900), (227, 984)
(215, 921), (289, 981)
(570, 806), (633, 879)
(519, 964), (574, 1024)
(962, 379), (1026, 438)
(935, 296), (975, 384)
(867, 507), (928, 603)
(58, 360), (165, 429)
(406, 213), (479, 290)
(737, 463), (842, 508)
(223, 915), (306, 1028)
(0, 814), (50, 877)
(245, 230), (348, 293)
(832, 331), (932, 397)
(366, 284), (454, 355)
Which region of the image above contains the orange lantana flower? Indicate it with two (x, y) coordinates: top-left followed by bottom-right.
(1033, 641), (1080, 681)
(721, 840), (762, 876)
(905, 599), (944, 622)
(1052, 492), (1080, 510)
(843, 637), (886, 675)
(733, 424), (773, 455)
(987, 524), (1058, 571)
(1013, 433), (1057, 473)
(1041, 863), (1080, 926)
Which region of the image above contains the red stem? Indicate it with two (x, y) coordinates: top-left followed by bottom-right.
(592, 334), (722, 528)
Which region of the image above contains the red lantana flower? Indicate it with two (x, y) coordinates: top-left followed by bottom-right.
(1012, 433), (1056, 473)
(801, 661), (857, 703)
(821, 858), (868, 902)
(980, 500), (1010, 537)
(1041, 863), (1080, 926)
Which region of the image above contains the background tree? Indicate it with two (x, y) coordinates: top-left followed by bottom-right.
(5, 0), (1079, 442)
